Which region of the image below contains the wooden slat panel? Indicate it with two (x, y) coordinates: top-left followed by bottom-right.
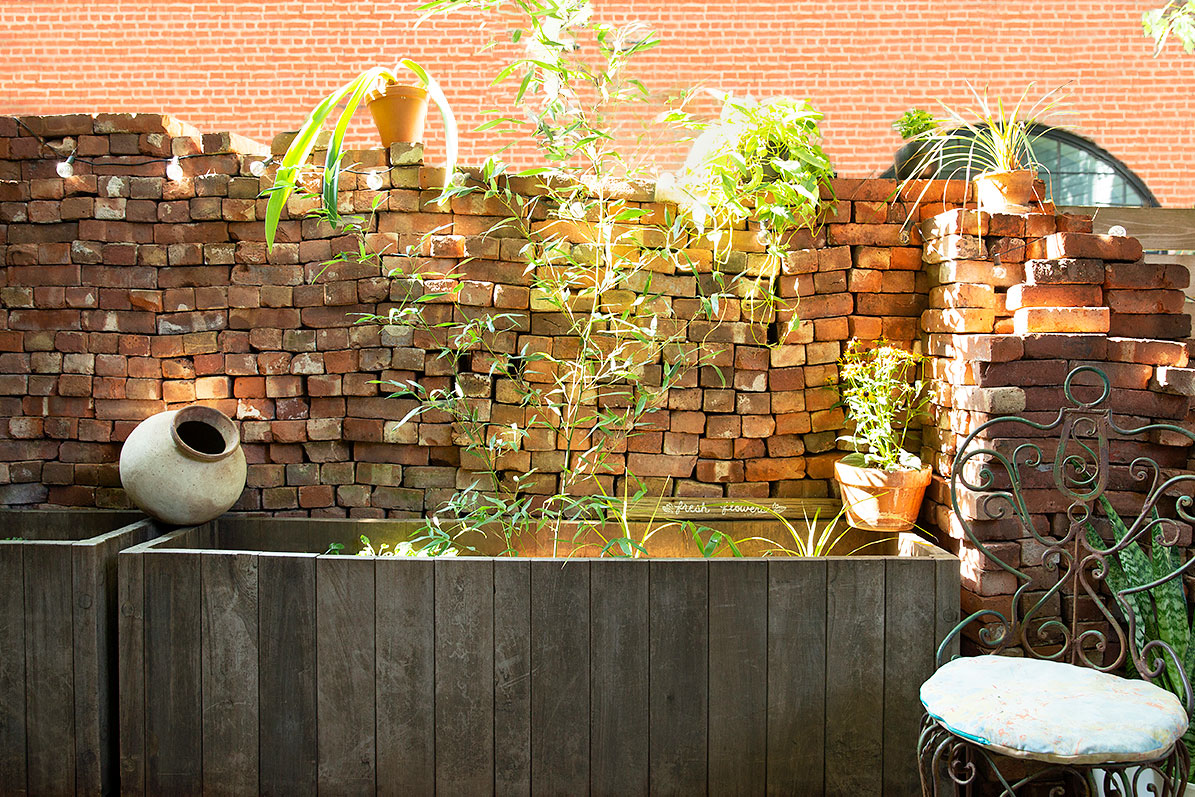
(201, 552), (259, 796)
(1061, 206), (1195, 251)
(316, 556), (376, 795)
(825, 559), (885, 795)
(24, 543), (76, 795)
(0, 543), (26, 795)
(883, 558), (937, 796)
(118, 548), (146, 796)
(493, 560), (531, 797)
(144, 550), (203, 795)
(258, 553), (317, 797)
(72, 520), (158, 796)
(590, 560), (648, 796)
(530, 560), (589, 796)
(767, 559), (827, 796)
(649, 560), (708, 796)
(709, 560), (767, 796)
(435, 559), (495, 795)
(936, 555), (962, 665)
(376, 558), (435, 797)
(71, 539), (104, 795)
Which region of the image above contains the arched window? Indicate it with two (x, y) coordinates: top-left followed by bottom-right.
(1028, 127), (1158, 207)
(886, 126), (1158, 207)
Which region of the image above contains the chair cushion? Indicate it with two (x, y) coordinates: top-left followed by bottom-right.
(921, 655), (1189, 765)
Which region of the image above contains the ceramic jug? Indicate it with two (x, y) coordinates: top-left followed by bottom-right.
(118, 405), (247, 525)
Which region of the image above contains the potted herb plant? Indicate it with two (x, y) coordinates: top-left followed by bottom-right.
(891, 108), (938, 179)
(833, 341), (932, 532)
(899, 82), (1066, 214)
(263, 59), (457, 249)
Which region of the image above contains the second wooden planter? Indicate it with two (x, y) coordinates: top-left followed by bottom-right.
(0, 510), (158, 796)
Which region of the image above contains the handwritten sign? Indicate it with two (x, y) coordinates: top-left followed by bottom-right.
(624, 498), (840, 521)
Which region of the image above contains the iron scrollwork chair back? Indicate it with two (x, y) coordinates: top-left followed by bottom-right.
(945, 365), (1195, 719)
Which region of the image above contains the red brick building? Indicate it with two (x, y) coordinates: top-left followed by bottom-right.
(3, 1), (1193, 203)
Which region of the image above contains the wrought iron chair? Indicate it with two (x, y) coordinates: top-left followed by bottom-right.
(919, 366), (1195, 796)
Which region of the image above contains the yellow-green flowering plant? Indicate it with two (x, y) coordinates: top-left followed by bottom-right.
(835, 340), (928, 472)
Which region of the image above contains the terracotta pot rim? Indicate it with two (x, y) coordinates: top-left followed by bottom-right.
(975, 168), (1035, 180)
(365, 82), (428, 105)
(834, 460), (931, 485)
(171, 405), (240, 462)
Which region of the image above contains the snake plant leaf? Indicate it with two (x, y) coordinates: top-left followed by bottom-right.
(1149, 515), (1191, 694)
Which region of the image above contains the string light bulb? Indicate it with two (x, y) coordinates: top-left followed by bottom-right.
(249, 159), (267, 177)
(1108, 225), (1127, 237)
(56, 154), (75, 179)
(365, 170), (385, 191)
(165, 156), (184, 181)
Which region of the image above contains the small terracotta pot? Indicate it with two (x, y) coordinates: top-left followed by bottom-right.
(365, 82), (429, 146)
(119, 405), (247, 526)
(833, 460), (932, 533)
(973, 169), (1035, 213)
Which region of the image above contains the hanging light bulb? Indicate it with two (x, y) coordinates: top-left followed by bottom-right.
(249, 158), (267, 177)
(56, 154), (75, 179)
(365, 169), (385, 191)
(165, 156), (184, 181)
(1108, 225), (1127, 237)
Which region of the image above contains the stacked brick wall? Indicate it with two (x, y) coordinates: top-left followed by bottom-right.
(3, 2), (1194, 204)
(917, 206), (1195, 638)
(0, 113), (937, 517)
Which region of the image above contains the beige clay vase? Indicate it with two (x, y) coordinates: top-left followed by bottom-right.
(833, 459), (932, 533)
(366, 82), (429, 146)
(973, 169), (1035, 214)
(119, 405), (247, 526)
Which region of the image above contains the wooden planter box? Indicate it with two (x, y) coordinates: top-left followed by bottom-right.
(119, 516), (959, 796)
(0, 509), (157, 796)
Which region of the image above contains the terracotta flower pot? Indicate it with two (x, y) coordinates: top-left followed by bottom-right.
(366, 82), (429, 146)
(118, 405), (247, 526)
(973, 169), (1036, 213)
(833, 459), (932, 533)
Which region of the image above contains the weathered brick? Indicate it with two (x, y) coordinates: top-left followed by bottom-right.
(1025, 232), (1143, 262)
(1012, 307), (1109, 335)
(1023, 258), (1104, 285)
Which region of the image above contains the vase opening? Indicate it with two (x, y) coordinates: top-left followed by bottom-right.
(170, 405), (239, 462)
(177, 420), (226, 455)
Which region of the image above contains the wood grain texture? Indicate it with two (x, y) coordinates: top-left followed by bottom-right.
(118, 548), (146, 796)
(1062, 206), (1195, 251)
(767, 559), (827, 796)
(493, 560), (531, 797)
(883, 557), (937, 796)
(709, 560), (767, 797)
(144, 550), (203, 796)
(435, 559), (495, 795)
(376, 558), (435, 797)
(825, 558), (885, 795)
(0, 543), (27, 796)
(316, 555), (376, 796)
(590, 559), (648, 797)
(530, 560), (589, 797)
(936, 555), (962, 666)
(258, 553), (318, 797)
(201, 551), (259, 796)
(23, 543), (76, 796)
(71, 539), (105, 795)
(649, 560), (709, 797)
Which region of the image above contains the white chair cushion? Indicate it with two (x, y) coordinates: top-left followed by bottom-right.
(921, 655), (1189, 765)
